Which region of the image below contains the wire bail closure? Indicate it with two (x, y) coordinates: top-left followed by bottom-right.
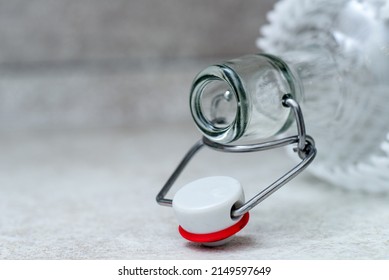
(156, 95), (317, 218)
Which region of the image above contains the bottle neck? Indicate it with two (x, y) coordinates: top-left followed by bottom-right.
(190, 51), (339, 144)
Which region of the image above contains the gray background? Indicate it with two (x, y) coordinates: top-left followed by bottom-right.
(0, 0), (275, 130)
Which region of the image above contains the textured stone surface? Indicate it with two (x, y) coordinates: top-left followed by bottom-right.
(0, 124), (388, 259)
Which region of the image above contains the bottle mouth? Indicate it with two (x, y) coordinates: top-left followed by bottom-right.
(199, 80), (237, 129)
(190, 65), (248, 144)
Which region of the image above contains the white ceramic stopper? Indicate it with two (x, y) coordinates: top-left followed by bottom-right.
(172, 176), (245, 237)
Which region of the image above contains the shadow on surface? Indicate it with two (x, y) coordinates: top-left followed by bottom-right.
(184, 235), (257, 253)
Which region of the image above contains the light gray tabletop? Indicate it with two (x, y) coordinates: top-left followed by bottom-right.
(1, 124), (388, 259)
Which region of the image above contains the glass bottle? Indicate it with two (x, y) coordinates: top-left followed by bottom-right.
(189, 0), (389, 192)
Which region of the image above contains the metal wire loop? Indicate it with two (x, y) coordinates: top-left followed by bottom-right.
(156, 96), (317, 218)
(282, 94), (307, 158)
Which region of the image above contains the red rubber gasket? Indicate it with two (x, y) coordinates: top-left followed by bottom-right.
(178, 212), (250, 243)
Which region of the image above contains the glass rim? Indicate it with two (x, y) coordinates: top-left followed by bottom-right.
(190, 64), (249, 144)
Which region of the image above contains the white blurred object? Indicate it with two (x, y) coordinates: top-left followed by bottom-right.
(257, 0), (389, 192)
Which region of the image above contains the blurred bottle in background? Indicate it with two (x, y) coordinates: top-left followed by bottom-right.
(189, 0), (389, 192)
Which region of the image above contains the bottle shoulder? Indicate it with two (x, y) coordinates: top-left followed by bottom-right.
(258, 0), (389, 192)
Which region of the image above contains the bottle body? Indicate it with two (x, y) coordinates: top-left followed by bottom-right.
(190, 0), (389, 191)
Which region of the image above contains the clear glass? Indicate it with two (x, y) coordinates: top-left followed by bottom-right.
(190, 54), (301, 144)
(190, 0), (389, 191)
(199, 79), (237, 130)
